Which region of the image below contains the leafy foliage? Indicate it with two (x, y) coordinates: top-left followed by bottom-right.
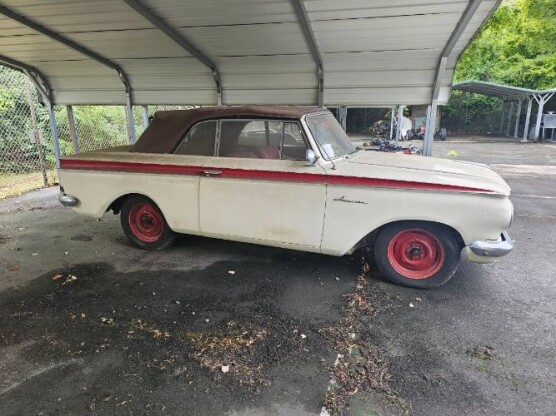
(1, 65), (129, 174)
(455, 0), (556, 89)
(445, 0), (556, 133)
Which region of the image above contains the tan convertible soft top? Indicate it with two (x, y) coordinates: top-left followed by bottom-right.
(132, 106), (324, 154)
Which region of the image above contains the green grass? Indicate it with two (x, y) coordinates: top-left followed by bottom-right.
(0, 170), (58, 200)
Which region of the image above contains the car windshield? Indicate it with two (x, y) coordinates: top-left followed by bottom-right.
(305, 113), (356, 160)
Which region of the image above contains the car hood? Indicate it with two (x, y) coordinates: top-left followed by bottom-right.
(331, 151), (511, 196)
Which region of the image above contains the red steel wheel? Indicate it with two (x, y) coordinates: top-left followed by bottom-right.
(120, 195), (176, 250)
(374, 222), (461, 289)
(128, 202), (164, 243)
(386, 229), (445, 279)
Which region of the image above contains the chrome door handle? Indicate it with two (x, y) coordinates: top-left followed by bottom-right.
(203, 169), (222, 177)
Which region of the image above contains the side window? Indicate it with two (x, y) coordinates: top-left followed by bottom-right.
(281, 122), (308, 161)
(174, 121), (216, 156)
(219, 120), (283, 160)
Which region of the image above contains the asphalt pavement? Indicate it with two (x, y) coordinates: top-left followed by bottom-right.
(0, 139), (554, 415)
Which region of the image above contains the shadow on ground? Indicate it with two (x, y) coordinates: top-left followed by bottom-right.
(0, 254), (367, 415)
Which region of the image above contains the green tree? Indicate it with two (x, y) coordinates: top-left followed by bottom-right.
(445, 0), (556, 133)
(455, 0), (556, 89)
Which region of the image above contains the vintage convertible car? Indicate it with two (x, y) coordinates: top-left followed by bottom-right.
(58, 106), (513, 288)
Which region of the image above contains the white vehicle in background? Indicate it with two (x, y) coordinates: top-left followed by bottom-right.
(58, 106), (513, 289)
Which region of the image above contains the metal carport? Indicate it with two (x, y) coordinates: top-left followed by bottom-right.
(0, 0), (501, 160)
(453, 80), (556, 141)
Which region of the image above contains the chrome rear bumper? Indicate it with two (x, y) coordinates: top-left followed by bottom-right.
(58, 193), (78, 207)
(469, 231), (513, 257)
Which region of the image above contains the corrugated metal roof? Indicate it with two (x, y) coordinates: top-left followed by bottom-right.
(453, 80), (556, 100)
(0, 0), (500, 106)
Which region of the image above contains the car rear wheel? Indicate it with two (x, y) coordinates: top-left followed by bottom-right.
(373, 222), (461, 289)
(120, 195), (176, 250)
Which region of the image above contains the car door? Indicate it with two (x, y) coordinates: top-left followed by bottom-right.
(163, 120), (217, 234)
(199, 119), (327, 250)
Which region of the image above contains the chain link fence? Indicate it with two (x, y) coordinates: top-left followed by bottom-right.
(441, 91), (507, 135)
(0, 65), (202, 200)
(0, 66), (58, 199)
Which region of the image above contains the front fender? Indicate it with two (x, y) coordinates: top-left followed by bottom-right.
(320, 186), (512, 255)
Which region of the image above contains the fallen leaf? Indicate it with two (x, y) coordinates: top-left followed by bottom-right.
(52, 273), (63, 281)
(221, 365), (230, 373)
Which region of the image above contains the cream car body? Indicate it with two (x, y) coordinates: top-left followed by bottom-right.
(58, 107), (513, 286)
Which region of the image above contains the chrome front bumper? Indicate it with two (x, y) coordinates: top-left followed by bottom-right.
(58, 193), (78, 207)
(469, 231), (513, 257)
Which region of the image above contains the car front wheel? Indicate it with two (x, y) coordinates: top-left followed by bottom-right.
(373, 222), (461, 289)
(120, 195), (176, 250)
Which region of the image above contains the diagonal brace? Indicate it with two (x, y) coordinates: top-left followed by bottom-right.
(123, 0), (223, 105)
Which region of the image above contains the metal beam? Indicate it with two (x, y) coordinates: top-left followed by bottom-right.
(423, 0), (483, 156)
(533, 92), (555, 140)
(45, 102), (62, 170)
(0, 54), (52, 103)
(0, 54), (62, 176)
(291, 0), (324, 107)
(513, 98), (523, 138)
(522, 97), (532, 142)
(0, 4), (133, 99)
(337, 106), (347, 131)
(505, 101), (514, 136)
(389, 107), (395, 140)
(142, 105), (150, 129)
(125, 94), (137, 144)
(67, 106), (79, 154)
(123, 0), (223, 105)
(396, 105), (404, 144)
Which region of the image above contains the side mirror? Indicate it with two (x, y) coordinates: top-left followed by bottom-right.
(306, 149), (318, 166)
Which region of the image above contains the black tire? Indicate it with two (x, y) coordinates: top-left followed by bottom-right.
(373, 221), (461, 289)
(120, 195), (176, 250)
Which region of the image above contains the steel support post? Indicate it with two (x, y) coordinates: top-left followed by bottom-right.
(499, 101), (506, 134)
(291, 0), (324, 107)
(125, 93), (137, 144)
(46, 103), (61, 172)
(24, 78), (48, 186)
(522, 97), (533, 142)
(396, 105), (404, 144)
(142, 105), (150, 129)
(533, 92), (555, 141)
(514, 99), (523, 138)
(533, 95), (544, 141)
(66, 105), (79, 154)
(424, 0), (483, 155)
(338, 106), (347, 131)
(423, 101), (438, 156)
(389, 107), (395, 140)
(505, 102), (514, 136)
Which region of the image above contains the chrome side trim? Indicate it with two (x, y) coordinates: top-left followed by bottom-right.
(59, 194), (78, 207)
(469, 231), (513, 257)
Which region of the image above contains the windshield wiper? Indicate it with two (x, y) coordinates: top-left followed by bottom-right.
(345, 147), (362, 158)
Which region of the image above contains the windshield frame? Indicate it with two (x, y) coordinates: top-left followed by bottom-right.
(302, 112), (357, 161)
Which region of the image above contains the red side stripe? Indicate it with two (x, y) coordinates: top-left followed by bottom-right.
(60, 159), (494, 194)
(60, 159), (201, 176)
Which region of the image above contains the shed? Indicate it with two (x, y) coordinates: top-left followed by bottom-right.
(453, 80), (556, 141)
